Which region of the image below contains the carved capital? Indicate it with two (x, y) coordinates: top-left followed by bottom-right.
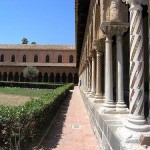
(92, 39), (104, 52)
(122, 0), (148, 6)
(101, 22), (129, 36)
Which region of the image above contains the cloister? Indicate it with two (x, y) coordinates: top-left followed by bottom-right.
(76, 0), (150, 149)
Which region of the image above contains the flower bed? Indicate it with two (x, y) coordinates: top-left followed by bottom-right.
(0, 83), (73, 149)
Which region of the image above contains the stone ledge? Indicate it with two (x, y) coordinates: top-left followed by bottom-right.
(80, 89), (150, 150)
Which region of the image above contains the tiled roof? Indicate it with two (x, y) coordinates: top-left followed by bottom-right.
(0, 44), (75, 50)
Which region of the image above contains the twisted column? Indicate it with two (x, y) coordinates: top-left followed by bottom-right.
(93, 40), (104, 102)
(123, 0), (149, 131)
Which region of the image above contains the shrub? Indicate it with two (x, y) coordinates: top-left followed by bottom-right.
(0, 83), (73, 149)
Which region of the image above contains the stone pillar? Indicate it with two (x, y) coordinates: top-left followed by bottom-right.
(116, 35), (127, 111)
(91, 51), (96, 96)
(103, 35), (116, 111)
(123, 0), (149, 131)
(93, 40), (104, 102)
(87, 57), (92, 94)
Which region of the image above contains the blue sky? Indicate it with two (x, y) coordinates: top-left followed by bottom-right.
(0, 0), (75, 44)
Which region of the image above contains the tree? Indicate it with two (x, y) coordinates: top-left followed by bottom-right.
(31, 42), (36, 44)
(22, 38), (28, 44)
(23, 66), (39, 82)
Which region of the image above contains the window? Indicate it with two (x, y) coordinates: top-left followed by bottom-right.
(69, 55), (74, 63)
(23, 55), (26, 62)
(58, 55), (62, 63)
(46, 55), (50, 63)
(11, 55), (15, 62)
(34, 55), (38, 62)
(1, 54), (4, 62)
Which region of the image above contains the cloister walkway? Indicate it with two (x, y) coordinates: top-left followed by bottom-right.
(39, 86), (100, 150)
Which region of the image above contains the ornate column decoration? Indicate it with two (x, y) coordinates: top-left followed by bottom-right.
(122, 0), (149, 132)
(91, 50), (96, 96)
(93, 39), (104, 102)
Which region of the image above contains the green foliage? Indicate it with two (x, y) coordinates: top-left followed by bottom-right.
(22, 38), (28, 44)
(0, 83), (73, 149)
(23, 66), (39, 82)
(31, 42), (36, 44)
(0, 81), (63, 89)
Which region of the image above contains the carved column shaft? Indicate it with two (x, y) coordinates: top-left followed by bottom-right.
(91, 51), (96, 96)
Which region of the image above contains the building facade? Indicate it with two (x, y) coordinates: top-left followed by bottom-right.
(0, 44), (78, 84)
(76, 0), (150, 149)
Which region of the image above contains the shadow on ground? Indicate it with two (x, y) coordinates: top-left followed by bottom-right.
(37, 89), (73, 150)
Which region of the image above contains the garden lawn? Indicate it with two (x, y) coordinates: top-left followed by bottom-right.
(0, 87), (53, 106)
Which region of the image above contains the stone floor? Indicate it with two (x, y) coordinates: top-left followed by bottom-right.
(39, 86), (100, 150)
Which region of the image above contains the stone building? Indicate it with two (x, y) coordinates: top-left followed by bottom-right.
(76, 0), (150, 149)
(0, 44), (78, 84)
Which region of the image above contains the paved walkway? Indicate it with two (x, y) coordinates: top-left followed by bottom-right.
(39, 86), (100, 150)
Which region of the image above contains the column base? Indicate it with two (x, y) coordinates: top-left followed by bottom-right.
(94, 94), (104, 103)
(116, 126), (150, 143)
(125, 115), (150, 132)
(99, 101), (116, 113)
(116, 102), (128, 113)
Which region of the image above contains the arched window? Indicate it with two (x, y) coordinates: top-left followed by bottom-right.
(1, 54), (4, 62)
(23, 55), (26, 62)
(46, 55), (50, 63)
(11, 55), (15, 62)
(58, 55), (62, 63)
(69, 55), (74, 63)
(34, 55), (38, 62)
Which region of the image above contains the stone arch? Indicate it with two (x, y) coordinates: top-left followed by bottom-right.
(11, 55), (15, 62)
(20, 73), (25, 82)
(68, 73), (73, 83)
(38, 72), (42, 82)
(74, 73), (79, 84)
(50, 73), (54, 82)
(23, 55), (27, 62)
(44, 72), (48, 82)
(62, 72), (67, 83)
(69, 55), (74, 63)
(3, 72), (7, 81)
(58, 55), (62, 63)
(14, 72), (19, 82)
(8, 72), (13, 81)
(34, 54), (38, 62)
(1, 54), (4, 62)
(46, 55), (50, 63)
(55, 73), (60, 83)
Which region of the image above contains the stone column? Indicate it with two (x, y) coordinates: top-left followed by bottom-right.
(91, 51), (96, 96)
(93, 40), (104, 102)
(87, 57), (92, 94)
(116, 35), (127, 111)
(103, 35), (116, 111)
(123, 0), (149, 131)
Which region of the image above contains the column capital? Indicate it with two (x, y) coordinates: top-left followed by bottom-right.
(122, 0), (148, 6)
(92, 39), (104, 53)
(101, 22), (129, 37)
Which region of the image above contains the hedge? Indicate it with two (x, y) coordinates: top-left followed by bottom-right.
(0, 81), (63, 89)
(0, 83), (73, 149)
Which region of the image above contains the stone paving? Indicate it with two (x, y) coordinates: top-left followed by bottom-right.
(39, 86), (100, 150)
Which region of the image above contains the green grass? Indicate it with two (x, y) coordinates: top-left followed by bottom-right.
(0, 87), (53, 97)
